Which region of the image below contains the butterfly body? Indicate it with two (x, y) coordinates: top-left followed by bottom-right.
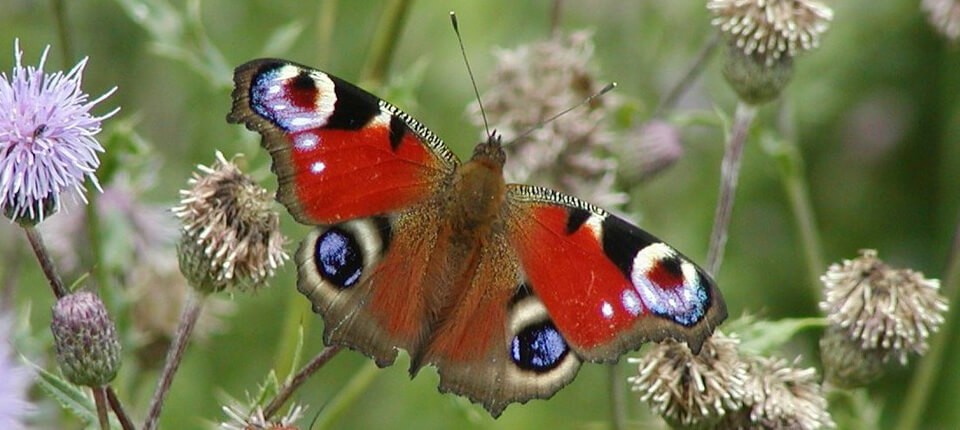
(228, 59), (726, 416)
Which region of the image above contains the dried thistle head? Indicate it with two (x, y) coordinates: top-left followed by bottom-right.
(722, 356), (834, 430)
(471, 31), (625, 209)
(707, 0), (833, 66)
(819, 324), (886, 388)
(819, 249), (948, 364)
(628, 332), (747, 428)
(173, 151), (288, 294)
(220, 402), (304, 430)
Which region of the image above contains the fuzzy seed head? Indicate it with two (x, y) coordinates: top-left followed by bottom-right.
(708, 0), (833, 66)
(819, 249), (949, 364)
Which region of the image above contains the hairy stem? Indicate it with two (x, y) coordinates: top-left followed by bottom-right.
(706, 102), (757, 275)
(896, 214), (960, 430)
(143, 291), (205, 430)
(263, 345), (342, 420)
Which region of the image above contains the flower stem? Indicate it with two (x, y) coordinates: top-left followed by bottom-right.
(311, 361), (380, 430)
(263, 345), (342, 420)
(314, 0), (339, 62)
(106, 386), (136, 430)
(359, 0), (413, 86)
(896, 214), (960, 430)
(273, 292), (313, 380)
(767, 135), (826, 296)
(706, 102), (757, 275)
(49, 0), (74, 63)
(93, 386), (109, 430)
(143, 291), (205, 430)
(23, 225), (68, 298)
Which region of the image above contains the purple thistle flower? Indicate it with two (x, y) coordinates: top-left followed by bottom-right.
(0, 40), (118, 224)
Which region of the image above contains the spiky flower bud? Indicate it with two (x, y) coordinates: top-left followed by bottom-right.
(619, 120), (684, 183)
(50, 291), (121, 387)
(173, 151), (288, 294)
(629, 332), (747, 428)
(820, 249), (948, 365)
(721, 41), (794, 105)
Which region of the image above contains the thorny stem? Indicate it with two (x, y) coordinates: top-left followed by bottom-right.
(654, 33), (721, 117)
(359, 0), (413, 87)
(263, 345), (342, 420)
(143, 291), (205, 430)
(107, 387), (136, 430)
(706, 102), (757, 276)
(896, 214), (960, 430)
(93, 386), (109, 430)
(23, 226), (68, 298)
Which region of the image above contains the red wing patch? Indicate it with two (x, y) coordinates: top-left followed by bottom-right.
(228, 59), (458, 225)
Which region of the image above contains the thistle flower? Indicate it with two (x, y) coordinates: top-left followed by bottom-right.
(0, 40), (118, 225)
(819, 249), (948, 365)
(173, 151), (288, 294)
(923, 0), (960, 41)
(628, 332), (747, 428)
(722, 356), (834, 430)
(707, 0), (833, 66)
(0, 316), (33, 430)
(50, 291), (122, 387)
(220, 403), (304, 430)
(470, 31), (625, 209)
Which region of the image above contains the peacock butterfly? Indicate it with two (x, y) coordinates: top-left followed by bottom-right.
(227, 58), (726, 417)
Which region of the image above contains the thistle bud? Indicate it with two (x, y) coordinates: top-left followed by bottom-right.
(50, 291), (121, 387)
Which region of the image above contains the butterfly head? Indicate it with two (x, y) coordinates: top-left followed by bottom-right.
(470, 131), (506, 169)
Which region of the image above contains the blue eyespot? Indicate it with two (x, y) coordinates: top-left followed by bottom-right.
(510, 322), (569, 372)
(315, 228), (363, 289)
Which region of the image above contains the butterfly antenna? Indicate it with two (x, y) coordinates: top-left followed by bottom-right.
(508, 82), (617, 146)
(450, 11), (492, 140)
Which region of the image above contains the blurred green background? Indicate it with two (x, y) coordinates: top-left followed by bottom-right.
(1, 0), (958, 428)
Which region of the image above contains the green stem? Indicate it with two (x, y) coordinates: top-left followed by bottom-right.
(273, 292), (314, 380)
(312, 361), (380, 430)
(359, 0), (414, 86)
(768, 135), (826, 295)
(315, 0), (339, 62)
(706, 102), (757, 276)
(896, 215), (960, 430)
(50, 0), (73, 63)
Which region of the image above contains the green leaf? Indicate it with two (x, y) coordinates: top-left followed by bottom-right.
(29, 361), (97, 425)
(727, 314), (828, 355)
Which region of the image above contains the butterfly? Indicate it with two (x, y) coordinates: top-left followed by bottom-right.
(227, 59), (726, 417)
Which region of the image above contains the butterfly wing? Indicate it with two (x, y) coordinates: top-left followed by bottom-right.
(504, 185), (726, 360)
(227, 59), (459, 225)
